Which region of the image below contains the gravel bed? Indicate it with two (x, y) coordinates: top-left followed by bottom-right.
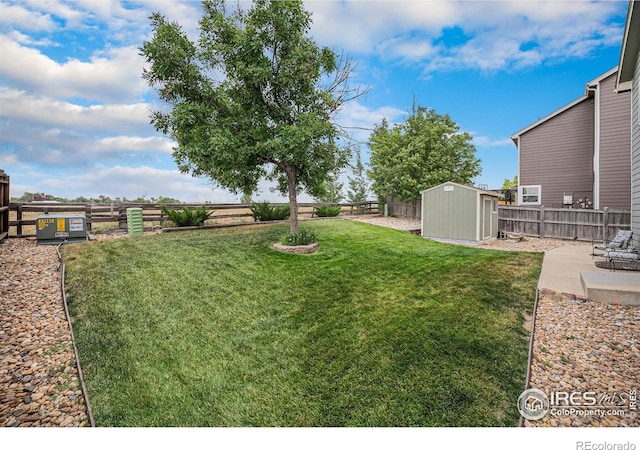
(0, 239), (88, 427)
(524, 292), (640, 427)
(349, 215), (589, 252)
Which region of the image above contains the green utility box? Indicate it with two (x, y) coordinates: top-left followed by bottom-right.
(126, 207), (144, 236)
(36, 214), (88, 245)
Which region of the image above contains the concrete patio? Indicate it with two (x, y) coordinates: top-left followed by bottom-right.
(538, 245), (640, 306)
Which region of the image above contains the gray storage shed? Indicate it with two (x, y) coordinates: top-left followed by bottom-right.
(421, 182), (500, 244)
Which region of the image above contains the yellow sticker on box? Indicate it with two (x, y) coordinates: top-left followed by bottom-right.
(38, 218), (53, 230)
(57, 218), (65, 232)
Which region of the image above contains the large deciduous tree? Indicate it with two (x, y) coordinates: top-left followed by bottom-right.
(367, 106), (481, 203)
(140, 0), (364, 233)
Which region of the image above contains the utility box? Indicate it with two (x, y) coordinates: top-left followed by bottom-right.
(36, 214), (88, 245)
(126, 208), (144, 236)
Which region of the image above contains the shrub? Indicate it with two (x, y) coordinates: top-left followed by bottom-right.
(315, 205), (342, 217)
(250, 201), (290, 221)
(280, 228), (317, 246)
(161, 205), (213, 227)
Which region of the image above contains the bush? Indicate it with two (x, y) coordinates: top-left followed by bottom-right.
(161, 205), (213, 227)
(280, 228), (317, 246)
(250, 201), (290, 221)
(315, 205), (342, 217)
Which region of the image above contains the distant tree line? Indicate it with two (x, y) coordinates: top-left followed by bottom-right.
(11, 192), (182, 204)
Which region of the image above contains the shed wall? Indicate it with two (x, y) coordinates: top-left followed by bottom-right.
(422, 184), (477, 241)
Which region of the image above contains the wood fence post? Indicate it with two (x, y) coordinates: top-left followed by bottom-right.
(16, 204), (23, 237)
(119, 203), (127, 229)
(602, 207), (609, 242)
(539, 206), (545, 238)
(85, 204), (92, 231)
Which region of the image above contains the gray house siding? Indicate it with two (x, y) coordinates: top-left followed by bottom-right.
(632, 46), (640, 249)
(519, 99), (595, 207)
(599, 72), (632, 210)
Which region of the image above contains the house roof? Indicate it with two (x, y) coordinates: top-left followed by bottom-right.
(617, 0), (640, 92)
(511, 67), (618, 144)
(421, 181), (501, 197)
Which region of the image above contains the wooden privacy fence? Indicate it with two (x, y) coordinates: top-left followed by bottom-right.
(385, 196), (421, 220)
(0, 170), (9, 241)
(498, 206), (631, 242)
(8, 200), (379, 238)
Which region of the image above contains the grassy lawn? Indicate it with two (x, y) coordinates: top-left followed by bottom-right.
(61, 220), (542, 427)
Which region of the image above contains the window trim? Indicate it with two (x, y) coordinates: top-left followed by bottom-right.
(519, 185), (541, 205)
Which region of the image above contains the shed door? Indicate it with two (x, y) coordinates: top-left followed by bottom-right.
(482, 198), (492, 240)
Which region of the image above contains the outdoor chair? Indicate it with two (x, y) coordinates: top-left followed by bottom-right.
(599, 250), (640, 272)
(592, 230), (633, 258)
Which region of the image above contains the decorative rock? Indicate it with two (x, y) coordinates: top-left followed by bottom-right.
(524, 293), (640, 428)
(272, 242), (319, 254)
(0, 239), (89, 427)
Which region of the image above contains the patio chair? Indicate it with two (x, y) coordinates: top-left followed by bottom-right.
(592, 230), (633, 258)
(599, 250), (640, 272)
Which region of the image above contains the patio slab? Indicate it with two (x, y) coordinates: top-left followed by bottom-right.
(580, 271), (640, 306)
(538, 244), (640, 305)
(537, 245), (595, 296)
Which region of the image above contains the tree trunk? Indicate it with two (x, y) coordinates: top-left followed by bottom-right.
(285, 164), (299, 234)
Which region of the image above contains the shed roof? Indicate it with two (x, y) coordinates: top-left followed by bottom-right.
(617, 0), (639, 92)
(510, 67), (618, 143)
(421, 181), (501, 197)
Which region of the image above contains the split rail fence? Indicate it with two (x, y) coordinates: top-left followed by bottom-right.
(7, 201), (379, 238)
(0, 170), (9, 242)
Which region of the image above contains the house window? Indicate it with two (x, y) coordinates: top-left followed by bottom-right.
(493, 198), (498, 212)
(519, 185), (541, 205)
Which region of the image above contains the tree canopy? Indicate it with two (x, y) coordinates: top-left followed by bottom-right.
(140, 0), (364, 233)
(501, 175), (518, 189)
(367, 106), (481, 203)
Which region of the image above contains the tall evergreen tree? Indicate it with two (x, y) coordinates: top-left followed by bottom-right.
(347, 148), (368, 203)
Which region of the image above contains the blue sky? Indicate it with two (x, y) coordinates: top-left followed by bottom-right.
(0, 0), (630, 203)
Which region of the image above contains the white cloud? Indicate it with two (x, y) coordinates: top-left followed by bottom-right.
(377, 37), (438, 63)
(307, 0), (625, 74)
(0, 2), (58, 31)
(0, 88), (153, 134)
(470, 134), (514, 148)
(336, 101), (406, 143)
(95, 136), (173, 155)
(0, 36), (149, 102)
(8, 165), (232, 203)
(55, 165), (235, 203)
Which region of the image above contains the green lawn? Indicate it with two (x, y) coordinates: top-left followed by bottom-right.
(61, 220), (542, 427)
